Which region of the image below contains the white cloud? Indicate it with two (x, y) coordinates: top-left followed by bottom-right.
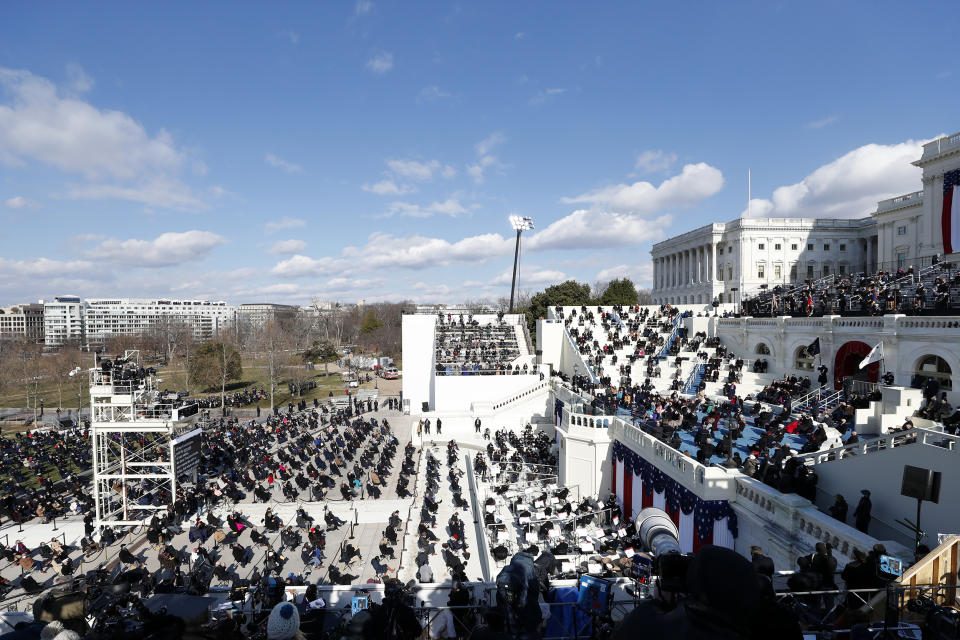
(4, 195), (36, 208)
(362, 179), (414, 196)
(562, 162), (724, 216)
(271, 254), (347, 278)
(385, 197), (473, 218)
(634, 150), (677, 173)
(475, 132), (506, 156)
(355, 0), (373, 15)
(366, 51), (394, 74)
(743, 139), (925, 219)
(270, 239), (308, 255)
(65, 178), (220, 212)
(527, 210), (673, 251)
(265, 216), (307, 232)
(0, 67), (182, 179)
(85, 230), (227, 267)
(441, 165), (457, 179)
(595, 262), (654, 287)
(807, 115), (839, 129)
(0, 256), (96, 279)
(468, 132), (506, 184)
(343, 231), (512, 270)
(387, 158), (440, 181)
(265, 153), (303, 174)
(281, 29), (300, 45)
(514, 32), (526, 40)
(491, 268), (566, 286)
(65, 63), (93, 93)
(417, 85), (451, 102)
(0, 67), (217, 211)
(529, 87), (566, 106)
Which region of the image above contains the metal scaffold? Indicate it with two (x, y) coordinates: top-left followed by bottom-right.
(89, 350), (202, 529)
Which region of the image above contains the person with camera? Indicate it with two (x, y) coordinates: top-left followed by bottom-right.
(612, 545), (801, 640)
(344, 579), (422, 640)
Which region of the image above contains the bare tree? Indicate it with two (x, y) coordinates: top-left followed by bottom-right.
(257, 320), (290, 412)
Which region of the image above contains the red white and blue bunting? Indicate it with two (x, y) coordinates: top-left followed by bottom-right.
(611, 440), (737, 552)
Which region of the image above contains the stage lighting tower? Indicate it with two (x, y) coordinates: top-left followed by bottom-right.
(508, 215), (534, 313)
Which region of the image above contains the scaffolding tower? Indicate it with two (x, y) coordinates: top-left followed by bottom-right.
(89, 350), (201, 529)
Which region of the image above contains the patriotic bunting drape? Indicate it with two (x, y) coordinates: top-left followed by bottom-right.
(611, 440), (737, 551)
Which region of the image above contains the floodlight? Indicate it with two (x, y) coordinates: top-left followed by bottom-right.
(509, 215), (534, 231)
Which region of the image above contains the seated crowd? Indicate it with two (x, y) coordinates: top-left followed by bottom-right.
(434, 313), (523, 376)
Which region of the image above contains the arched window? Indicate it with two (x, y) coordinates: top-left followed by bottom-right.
(795, 345), (815, 371)
(915, 355), (952, 390)
(755, 343), (771, 355)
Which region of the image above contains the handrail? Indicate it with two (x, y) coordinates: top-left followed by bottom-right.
(795, 427), (960, 464)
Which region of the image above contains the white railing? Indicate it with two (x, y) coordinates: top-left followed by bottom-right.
(608, 416), (735, 501)
(490, 379), (550, 411)
(796, 427), (960, 465)
(734, 475), (891, 563)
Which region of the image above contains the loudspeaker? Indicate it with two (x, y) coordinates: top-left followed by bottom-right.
(421, 402), (429, 412)
(901, 465), (941, 503)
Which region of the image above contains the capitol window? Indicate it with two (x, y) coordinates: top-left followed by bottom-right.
(839, 243), (846, 251)
(758, 243), (765, 250)
(823, 244), (830, 251)
(774, 243), (781, 250)
(757, 265), (765, 278)
(791, 244), (798, 251)
(897, 226), (907, 235)
(774, 265), (782, 279)
(795, 346), (815, 371)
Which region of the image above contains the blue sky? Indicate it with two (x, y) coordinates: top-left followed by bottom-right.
(1, 1), (957, 306)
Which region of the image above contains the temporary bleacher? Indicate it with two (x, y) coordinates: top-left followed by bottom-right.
(434, 317), (525, 376)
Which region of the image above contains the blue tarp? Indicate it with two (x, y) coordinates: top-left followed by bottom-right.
(545, 587), (592, 639)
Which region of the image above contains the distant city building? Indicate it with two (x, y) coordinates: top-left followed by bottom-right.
(83, 298), (235, 345)
(0, 303), (44, 342)
(42, 295), (87, 347)
(236, 303), (299, 328)
(652, 131), (960, 305)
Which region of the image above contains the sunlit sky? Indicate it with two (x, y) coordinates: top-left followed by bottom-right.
(1, 1), (957, 306)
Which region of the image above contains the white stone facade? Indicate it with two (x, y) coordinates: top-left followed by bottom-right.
(651, 218), (876, 305)
(652, 131), (960, 305)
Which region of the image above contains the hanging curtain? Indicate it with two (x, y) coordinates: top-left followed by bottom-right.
(622, 465), (633, 520)
(678, 510), (695, 553)
(631, 470), (641, 521)
(713, 516), (735, 549)
(653, 490), (665, 511)
(614, 460), (622, 508)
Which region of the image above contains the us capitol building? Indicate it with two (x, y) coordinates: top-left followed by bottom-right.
(651, 131), (960, 305)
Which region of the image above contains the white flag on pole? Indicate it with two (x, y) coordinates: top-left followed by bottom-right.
(859, 342), (883, 370)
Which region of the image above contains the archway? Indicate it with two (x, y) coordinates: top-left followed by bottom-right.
(834, 340), (879, 389)
(914, 355), (952, 391)
(755, 343), (771, 355)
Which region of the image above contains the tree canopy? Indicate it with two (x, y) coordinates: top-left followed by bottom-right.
(189, 341), (242, 392)
(525, 280), (593, 330)
(359, 309), (384, 335)
(599, 278), (639, 306)
(301, 340), (339, 364)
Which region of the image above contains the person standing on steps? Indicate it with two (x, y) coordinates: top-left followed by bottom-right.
(436, 418), (442, 435)
(854, 489), (872, 534)
(474, 417), (481, 434)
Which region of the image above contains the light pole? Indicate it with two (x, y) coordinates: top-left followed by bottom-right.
(69, 367), (81, 427)
(508, 215), (534, 313)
